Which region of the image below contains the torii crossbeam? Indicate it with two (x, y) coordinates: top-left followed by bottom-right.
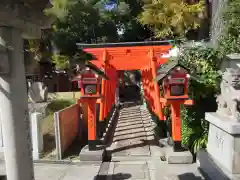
(77, 41), (172, 70)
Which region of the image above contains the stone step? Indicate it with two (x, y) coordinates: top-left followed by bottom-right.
(111, 155), (156, 162)
(106, 103), (158, 162)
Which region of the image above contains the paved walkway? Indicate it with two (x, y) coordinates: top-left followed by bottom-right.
(101, 104), (206, 180)
(0, 162), (101, 180)
(0, 104), (207, 180)
(0, 161), (204, 180)
(96, 161), (204, 180)
(107, 105), (153, 160)
(34, 163), (100, 180)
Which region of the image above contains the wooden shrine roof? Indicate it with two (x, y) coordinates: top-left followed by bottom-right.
(156, 60), (189, 82)
(155, 58), (202, 83)
(85, 61), (109, 80)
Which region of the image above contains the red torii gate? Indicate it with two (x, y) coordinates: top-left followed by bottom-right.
(77, 41), (172, 123)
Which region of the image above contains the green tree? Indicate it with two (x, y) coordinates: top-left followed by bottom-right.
(118, 0), (154, 41)
(218, 0), (240, 55)
(138, 0), (205, 39)
(44, 0), (78, 21)
(45, 0), (153, 70)
(49, 0), (119, 70)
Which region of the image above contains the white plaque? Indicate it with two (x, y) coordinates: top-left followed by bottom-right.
(169, 78), (185, 84)
(82, 78), (98, 84)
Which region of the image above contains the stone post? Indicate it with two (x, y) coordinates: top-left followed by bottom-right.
(30, 112), (43, 160)
(0, 26), (34, 180)
(0, 117), (4, 151)
(140, 81), (146, 107)
(115, 82), (119, 106)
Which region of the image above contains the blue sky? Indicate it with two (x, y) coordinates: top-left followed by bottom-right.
(104, 0), (117, 11)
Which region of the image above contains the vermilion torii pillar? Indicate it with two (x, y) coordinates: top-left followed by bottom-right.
(99, 50), (108, 122)
(105, 67), (117, 117)
(150, 48), (165, 120)
(104, 66), (110, 119)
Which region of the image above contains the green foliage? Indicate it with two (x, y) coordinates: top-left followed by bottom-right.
(27, 39), (42, 61)
(191, 129), (208, 153)
(44, 0), (77, 21)
(179, 0), (240, 153)
(138, 0), (205, 38)
(48, 0), (153, 50)
(49, 0), (122, 58)
(118, 0), (153, 41)
(173, 0), (240, 154)
(44, 0), (153, 70)
(52, 1), (104, 54)
(44, 0), (119, 70)
(27, 30), (53, 62)
(218, 0), (240, 55)
(177, 46), (221, 153)
(181, 107), (209, 153)
(52, 54), (70, 70)
(46, 99), (75, 114)
(179, 46), (221, 95)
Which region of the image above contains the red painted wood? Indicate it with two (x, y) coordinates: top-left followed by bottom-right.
(84, 45), (171, 70)
(87, 99), (97, 141)
(81, 44), (172, 143)
(171, 102), (181, 141)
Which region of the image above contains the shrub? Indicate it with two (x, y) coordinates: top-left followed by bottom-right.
(179, 0), (240, 154)
(218, 0), (240, 55)
(46, 99), (75, 114)
(177, 45), (221, 153)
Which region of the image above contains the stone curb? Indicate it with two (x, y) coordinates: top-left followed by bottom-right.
(101, 107), (119, 145)
(33, 159), (80, 165)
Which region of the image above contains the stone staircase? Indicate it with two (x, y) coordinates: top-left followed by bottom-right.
(99, 103), (206, 180)
(106, 103), (163, 161)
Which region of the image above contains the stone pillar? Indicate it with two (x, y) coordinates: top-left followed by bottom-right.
(0, 117), (4, 151)
(115, 82), (119, 106)
(139, 81), (146, 107)
(31, 112), (43, 160)
(0, 26), (34, 180)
